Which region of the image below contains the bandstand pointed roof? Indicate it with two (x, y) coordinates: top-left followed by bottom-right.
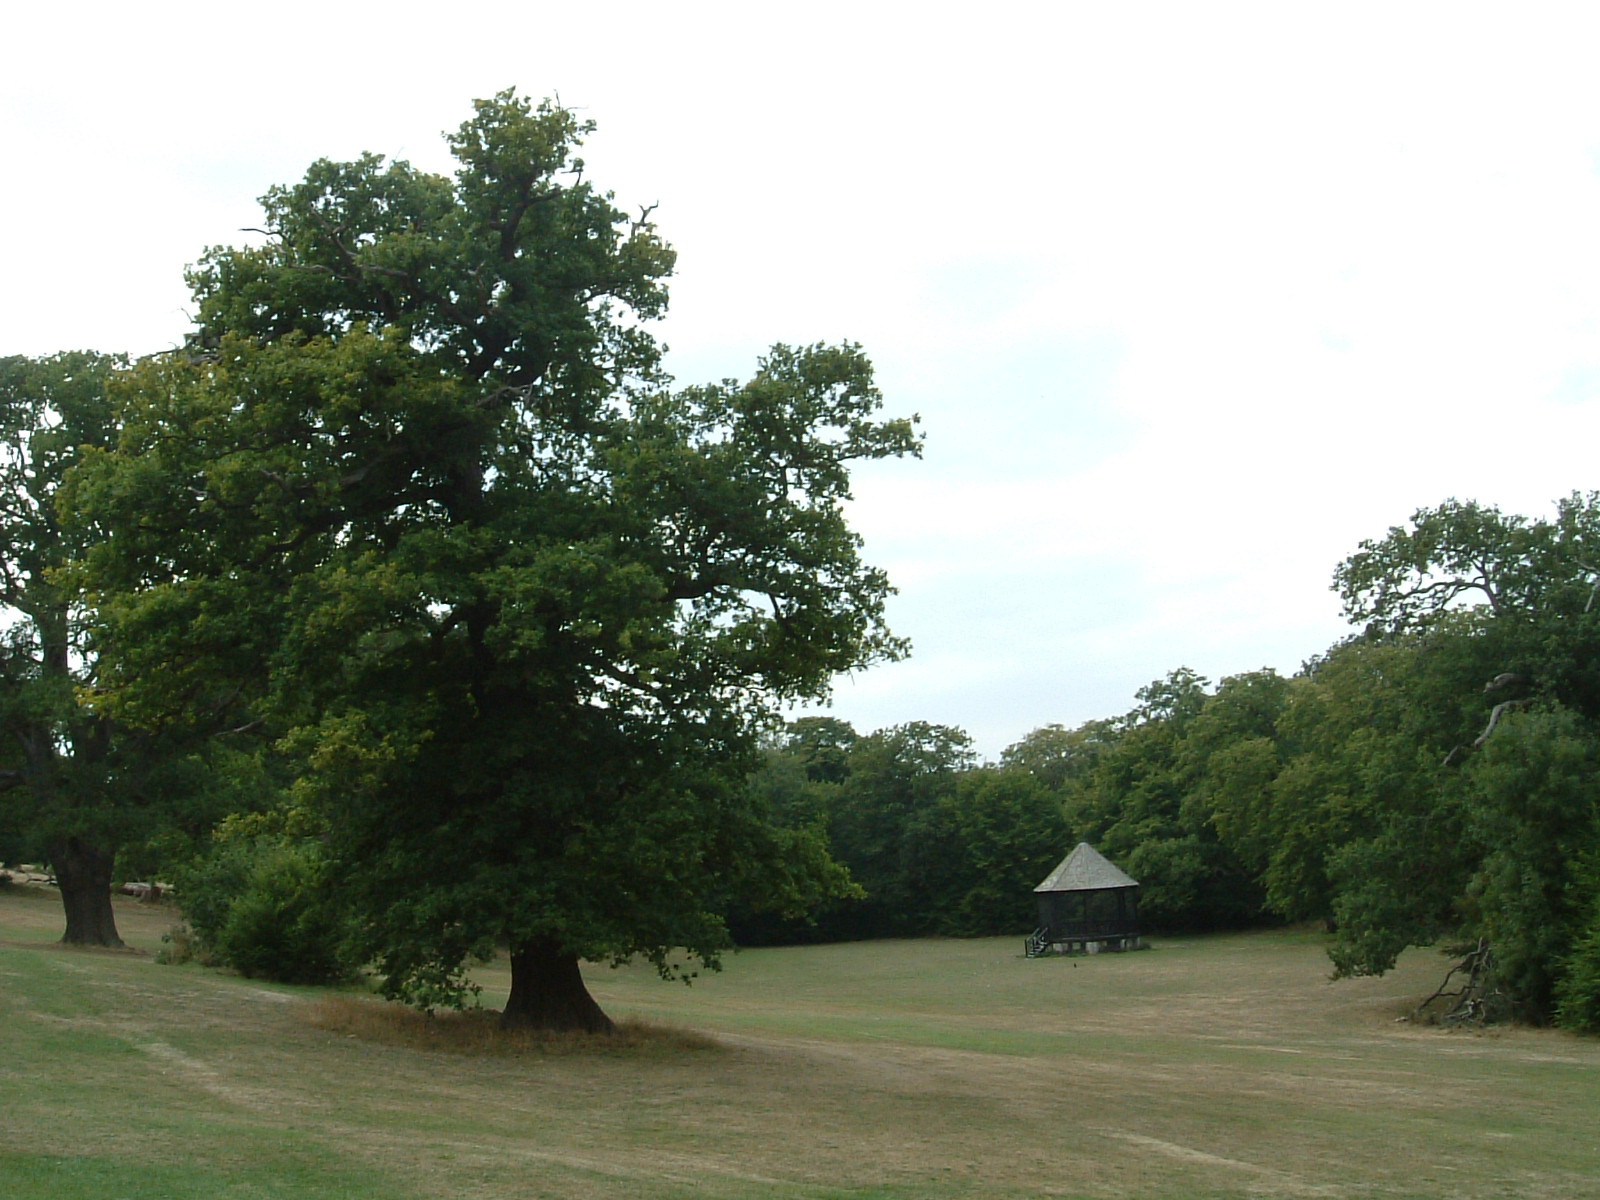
(1034, 842), (1139, 893)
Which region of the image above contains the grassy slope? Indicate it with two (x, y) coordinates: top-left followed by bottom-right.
(2, 885), (1597, 1200)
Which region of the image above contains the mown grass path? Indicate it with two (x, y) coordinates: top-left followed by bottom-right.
(3, 886), (1597, 1198)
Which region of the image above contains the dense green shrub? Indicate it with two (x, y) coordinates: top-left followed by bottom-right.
(1555, 906), (1600, 1033)
(172, 837), (360, 986)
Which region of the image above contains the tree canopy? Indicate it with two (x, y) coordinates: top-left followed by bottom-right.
(71, 91), (919, 1030)
(2, 351), (151, 945)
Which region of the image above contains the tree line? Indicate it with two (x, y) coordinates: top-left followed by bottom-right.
(729, 496), (1600, 1033)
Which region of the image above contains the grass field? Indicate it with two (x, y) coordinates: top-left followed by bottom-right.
(3, 885), (1598, 1199)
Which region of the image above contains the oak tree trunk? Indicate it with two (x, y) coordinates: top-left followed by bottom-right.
(501, 936), (613, 1033)
(51, 836), (125, 948)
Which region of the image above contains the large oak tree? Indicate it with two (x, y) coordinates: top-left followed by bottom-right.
(1, 352), (131, 945)
(1324, 496), (1600, 1023)
(71, 93), (916, 1030)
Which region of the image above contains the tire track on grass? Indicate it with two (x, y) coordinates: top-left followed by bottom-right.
(1091, 1127), (1344, 1197)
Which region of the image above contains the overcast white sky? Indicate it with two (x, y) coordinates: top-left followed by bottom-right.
(7, 3), (1600, 756)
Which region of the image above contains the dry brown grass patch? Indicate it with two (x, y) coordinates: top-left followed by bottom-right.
(304, 993), (721, 1057)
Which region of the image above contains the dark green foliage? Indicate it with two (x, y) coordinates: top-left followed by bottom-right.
(184, 94), (673, 394)
(1, 353), (124, 860)
(1326, 806), (1466, 979)
(168, 840), (254, 956)
(822, 722), (975, 939)
(919, 767), (1071, 936)
(732, 721), (1070, 943)
(1456, 706), (1600, 1019)
(1062, 670), (1267, 932)
(172, 835), (359, 986)
(1318, 496), (1600, 1024)
(1001, 720), (1117, 796)
(73, 94), (914, 1024)
(785, 717), (860, 785)
(723, 735), (863, 947)
(0, 351), (242, 944)
(1555, 896), (1600, 1032)
(1264, 646), (1416, 923)
(1334, 498), (1556, 631)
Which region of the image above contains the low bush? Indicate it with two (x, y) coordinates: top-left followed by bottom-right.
(1555, 904), (1600, 1033)
(171, 837), (361, 986)
(304, 995), (720, 1057)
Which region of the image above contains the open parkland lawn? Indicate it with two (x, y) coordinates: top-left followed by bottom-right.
(2, 885), (1598, 1200)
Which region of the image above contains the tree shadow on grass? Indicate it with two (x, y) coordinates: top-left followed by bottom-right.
(304, 994), (722, 1058)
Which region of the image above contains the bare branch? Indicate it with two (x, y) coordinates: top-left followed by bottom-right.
(1576, 559), (1600, 613)
(599, 660), (659, 696)
(1474, 699), (1531, 748)
(1444, 692), (1533, 765)
(1409, 938), (1508, 1026)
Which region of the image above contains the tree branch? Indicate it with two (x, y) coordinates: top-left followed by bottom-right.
(1576, 559), (1600, 613)
(1443, 691), (1533, 766)
(1474, 699), (1531, 748)
(630, 203), (659, 236)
